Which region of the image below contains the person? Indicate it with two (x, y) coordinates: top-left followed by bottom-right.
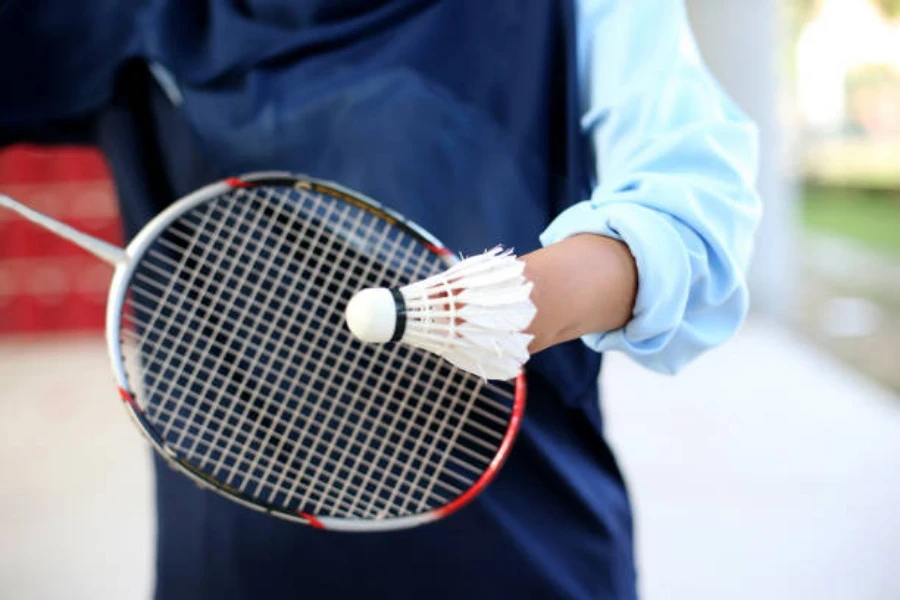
(0, 0), (761, 598)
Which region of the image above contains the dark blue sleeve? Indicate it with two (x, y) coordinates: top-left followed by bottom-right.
(0, 0), (140, 142)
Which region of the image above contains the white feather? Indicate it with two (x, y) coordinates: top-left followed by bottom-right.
(345, 246), (537, 380)
(456, 282), (534, 307)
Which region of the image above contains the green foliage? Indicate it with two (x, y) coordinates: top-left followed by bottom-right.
(878, 0), (900, 18)
(787, 0), (900, 31)
(803, 186), (900, 255)
(847, 63), (900, 88)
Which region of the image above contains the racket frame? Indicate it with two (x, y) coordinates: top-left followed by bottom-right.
(104, 172), (527, 532)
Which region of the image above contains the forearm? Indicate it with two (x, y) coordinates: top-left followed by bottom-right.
(523, 1), (761, 374)
(522, 233), (637, 354)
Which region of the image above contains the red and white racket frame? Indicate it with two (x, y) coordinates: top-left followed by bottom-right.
(106, 172), (527, 532)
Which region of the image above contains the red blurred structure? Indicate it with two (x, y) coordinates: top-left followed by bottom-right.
(0, 146), (122, 334)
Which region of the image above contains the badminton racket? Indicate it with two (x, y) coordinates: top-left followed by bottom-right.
(0, 172), (526, 531)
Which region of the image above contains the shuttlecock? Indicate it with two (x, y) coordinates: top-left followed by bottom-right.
(345, 246), (536, 380)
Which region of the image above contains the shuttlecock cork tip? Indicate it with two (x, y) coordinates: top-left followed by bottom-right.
(345, 287), (398, 343)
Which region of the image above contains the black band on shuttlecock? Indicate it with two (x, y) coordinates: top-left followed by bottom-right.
(389, 287), (406, 342)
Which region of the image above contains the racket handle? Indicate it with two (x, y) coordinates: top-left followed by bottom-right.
(0, 193), (127, 266)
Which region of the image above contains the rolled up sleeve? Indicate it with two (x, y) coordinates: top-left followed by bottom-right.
(541, 0), (762, 374)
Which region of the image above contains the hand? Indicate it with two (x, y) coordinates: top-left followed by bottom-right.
(520, 234), (638, 354)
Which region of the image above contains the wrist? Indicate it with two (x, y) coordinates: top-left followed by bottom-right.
(521, 233), (637, 353)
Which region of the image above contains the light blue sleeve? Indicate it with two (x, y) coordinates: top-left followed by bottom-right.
(540, 0), (762, 374)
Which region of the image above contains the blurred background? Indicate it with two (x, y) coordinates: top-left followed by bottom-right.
(1, 0), (899, 598)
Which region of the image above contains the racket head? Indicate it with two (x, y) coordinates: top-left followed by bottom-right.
(105, 172), (526, 531)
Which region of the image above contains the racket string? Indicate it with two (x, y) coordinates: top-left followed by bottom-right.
(132, 214), (519, 437)
(167, 402), (463, 517)
(301, 231), (438, 517)
(261, 196), (407, 515)
(137, 188), (360, 497)
(123, 329), (481, 515)
(382, 354), (467, 515)
(179, 189), (493, 519)
(121, 184), (518, 520)
(124, 283), (512, 426)
(164, 187), (304, 453)
(129, 343), (469, 509)
(140, 188), (317, 459)
(136, 197), (250, 407)
(121, 302), (507, 455)
(125, 316), (506, 474)
(134, 201), (221, 352)
(126, 293), (510, 444)
(138, 195), (264, 444)
(184, 186), (343, 484)
(124, 310), (499, 482)
(173, 188), (436, 516)
(130, 197), (465, 516)
(125, 360), (502, 519)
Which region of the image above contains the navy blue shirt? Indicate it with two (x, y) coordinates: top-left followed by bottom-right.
(1, 2), (638, 597)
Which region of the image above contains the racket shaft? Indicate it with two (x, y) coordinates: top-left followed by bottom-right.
(0, 193), (126, 265)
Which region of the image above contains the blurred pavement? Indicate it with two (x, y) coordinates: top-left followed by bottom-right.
(604, 317), (900, 600)
(0, 338), (155, 599)
(797, 233), (900, 393)
(1, 316), (899, 599)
